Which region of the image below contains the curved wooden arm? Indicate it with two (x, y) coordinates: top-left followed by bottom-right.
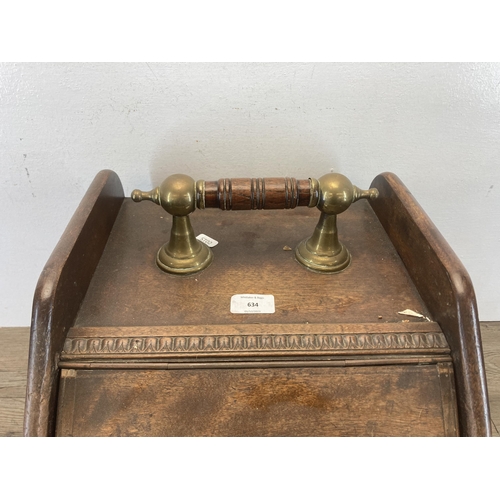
(24, 170), (124, 436)
(369, 172), (491, 436)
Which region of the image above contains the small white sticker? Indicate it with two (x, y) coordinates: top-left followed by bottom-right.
(230, 294), (275, 314)
(196, 233), (218, 247)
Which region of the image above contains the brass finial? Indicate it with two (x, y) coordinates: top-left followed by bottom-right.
(131, 174), (213, 275)
(295, 173), (378, 273)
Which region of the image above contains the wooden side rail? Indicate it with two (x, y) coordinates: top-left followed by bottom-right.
(369, 172), (491, 436)
(24, 170), (124, 436)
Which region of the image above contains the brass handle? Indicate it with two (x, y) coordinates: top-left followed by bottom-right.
(132, 173), (378, 275)
(133, 175), (376, 213)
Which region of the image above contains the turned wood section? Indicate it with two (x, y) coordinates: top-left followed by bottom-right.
(369, 173), (491, 437)
(55, 363), (459, 437)
(204, 177), (312, 210)
(23, 170), (124, 437)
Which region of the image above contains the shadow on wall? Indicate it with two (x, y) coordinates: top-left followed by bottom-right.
(146, 123), (346, 187)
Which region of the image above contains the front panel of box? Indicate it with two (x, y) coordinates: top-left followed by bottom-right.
(56, 363), (458, 437)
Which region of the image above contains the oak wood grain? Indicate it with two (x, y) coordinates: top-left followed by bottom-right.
(55, 364), (458, 437)
(74, 200), (433, 328)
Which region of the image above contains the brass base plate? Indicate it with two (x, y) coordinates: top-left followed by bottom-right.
(295, 239), (351, 274)
(156, 243), (213, 275)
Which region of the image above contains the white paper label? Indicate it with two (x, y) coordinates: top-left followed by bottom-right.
(230, 294), (275, 314)
(196, 233), (218, 247)
(397, 309), (431, 321)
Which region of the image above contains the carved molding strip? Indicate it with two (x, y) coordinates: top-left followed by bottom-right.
(62, 332), (449, 358)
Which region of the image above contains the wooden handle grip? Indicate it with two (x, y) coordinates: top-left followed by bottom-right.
(201, 177), (316, 210)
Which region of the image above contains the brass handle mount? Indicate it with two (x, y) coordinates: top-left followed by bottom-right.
(295, 173), (378, 273)
(132, 174), (213, 275)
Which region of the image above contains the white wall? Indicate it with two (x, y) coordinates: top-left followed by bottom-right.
(1, 62), (499, 325)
